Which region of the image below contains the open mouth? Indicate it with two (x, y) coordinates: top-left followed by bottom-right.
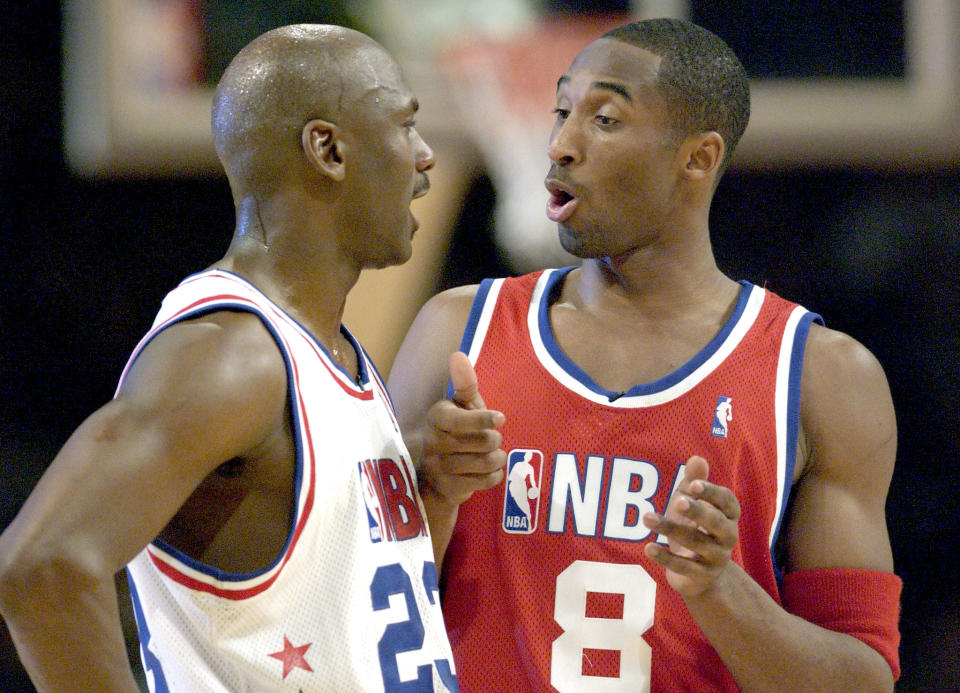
(545, 182), (578, 223)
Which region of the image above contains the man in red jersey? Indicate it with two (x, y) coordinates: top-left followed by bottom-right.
(388, 17), (900, 692)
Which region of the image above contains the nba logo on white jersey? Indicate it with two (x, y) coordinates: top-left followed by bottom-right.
(502, 449), (543, 534)
(712, 396), (733, 438)
(359, 461), (386, 542)
(357, 458), (428, 544)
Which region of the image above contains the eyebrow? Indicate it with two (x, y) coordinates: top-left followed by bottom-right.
(556, 76), (633, 103)
(398, 97), (419, 121)
(395, 95), (419, 115)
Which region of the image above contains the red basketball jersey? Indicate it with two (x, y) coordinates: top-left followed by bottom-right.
(443, 268), (821, 692)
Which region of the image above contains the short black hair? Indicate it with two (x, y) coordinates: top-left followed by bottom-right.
(603, 18), (750, 175)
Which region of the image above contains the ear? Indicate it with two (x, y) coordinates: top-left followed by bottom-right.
(680, 131), (724, 183)
(301, 119), (346, 182)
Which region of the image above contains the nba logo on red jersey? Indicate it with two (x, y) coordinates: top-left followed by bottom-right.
(712, 396), (733, 438)
(502, 449), (543, 534)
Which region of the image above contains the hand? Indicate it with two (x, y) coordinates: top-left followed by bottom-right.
(642, 456), (741, 598)
(420, 352), (507, 506)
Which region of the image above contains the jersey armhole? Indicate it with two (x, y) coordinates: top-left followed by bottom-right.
(446, 278), (503, 399)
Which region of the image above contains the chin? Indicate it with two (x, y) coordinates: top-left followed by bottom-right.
(559, 221), (613, 260)
(395, 245), (413, 266)
(372, 244), (412, 269)
(558, 227), (591, 259)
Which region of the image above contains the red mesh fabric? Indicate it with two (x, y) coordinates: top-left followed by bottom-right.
(782, 568), (902, 681)
(444, 272), (811, 691)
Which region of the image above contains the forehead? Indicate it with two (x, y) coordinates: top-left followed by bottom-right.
(559, 38), (662, 99)
(349, 45), (414, 110)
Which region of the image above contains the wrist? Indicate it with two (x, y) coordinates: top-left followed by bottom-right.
(418, 480), (462, 513)
(683, 559), (740, 606)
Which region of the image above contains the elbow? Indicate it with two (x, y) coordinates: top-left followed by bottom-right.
(854, 631), (898, 693)
(0, 531), (27, 615)
(0, 530), (101, 621)
(835, 643), (896, 693)
(857, 671), (894, 693)
(867, 658), (896, 693)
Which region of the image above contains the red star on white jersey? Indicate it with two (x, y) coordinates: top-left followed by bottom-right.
(268, 635), (314, 680)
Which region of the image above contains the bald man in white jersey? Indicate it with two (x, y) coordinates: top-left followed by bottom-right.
(0, 24), (457, 692)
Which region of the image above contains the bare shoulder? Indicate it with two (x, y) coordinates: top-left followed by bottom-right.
(801, 323), (894, 423)
(390, 284), (480, 377)
(803, 323), (889, 386)
(125, 310), (283, 390)
(799, 322), (896, 481)
(418, 284), (482, 322)
(787, 325), (896, 571)
(388, 284), (481, 431)
(119, 310), (288, 451)
(0, 310), (292, 579)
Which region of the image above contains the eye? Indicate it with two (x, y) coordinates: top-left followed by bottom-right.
(552, 108), (570, 121)
(595, 114), (617, 126)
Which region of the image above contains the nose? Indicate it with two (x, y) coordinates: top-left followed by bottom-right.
(547, 119), (580, 166)
(415, 132), (436, 172)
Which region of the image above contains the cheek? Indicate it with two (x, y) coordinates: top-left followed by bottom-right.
(364, 167), (406, 215)
(609, 154), (665, 207)
(382, 146), (413, 198)
(614, 149), (649, 185)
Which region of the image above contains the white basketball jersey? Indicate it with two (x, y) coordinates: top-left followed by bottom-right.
(122, 269), (457, 692)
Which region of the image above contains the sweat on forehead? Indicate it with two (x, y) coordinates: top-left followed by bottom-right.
(211, 24), (389, 144)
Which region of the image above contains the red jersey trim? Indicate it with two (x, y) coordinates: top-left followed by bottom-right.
(115, 271), (341, 599)
(180, 270), (372, 400)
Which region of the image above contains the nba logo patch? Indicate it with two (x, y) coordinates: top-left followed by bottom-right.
(711, 396), (733, 438)
(358, 461), (385, 543)
(502, 449), (543, 534)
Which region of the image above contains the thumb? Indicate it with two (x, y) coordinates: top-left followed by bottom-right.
(449, 351), (484, 410)
(683, 455), (710, 483)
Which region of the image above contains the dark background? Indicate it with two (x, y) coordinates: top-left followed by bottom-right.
(2, 2), (958, 690)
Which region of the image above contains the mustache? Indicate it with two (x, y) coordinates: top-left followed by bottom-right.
(413, 174), (431, 198)
(545, 165), (574, 186)
(545, 165), (578, 195)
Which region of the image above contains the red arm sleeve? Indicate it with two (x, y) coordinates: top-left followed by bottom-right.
(782, 568), (902, 680)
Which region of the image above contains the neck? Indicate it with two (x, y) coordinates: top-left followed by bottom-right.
(216, 192), (361, 349)
(572, 225), (738, 319)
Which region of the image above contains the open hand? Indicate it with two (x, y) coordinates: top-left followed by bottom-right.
(642, 456), (741, 598)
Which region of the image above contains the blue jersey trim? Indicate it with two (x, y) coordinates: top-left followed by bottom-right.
(340, 324), (370, 387)
(132, 301), (305, 584)
(770, 309), (824, 583)
(209, 269), (367, 386)
(362, 342), (393, 404)
(448, 278), (497, 399)
(127, 571), (170, 692)
(536, 272), (755, 398)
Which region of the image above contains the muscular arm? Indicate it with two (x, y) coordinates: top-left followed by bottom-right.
(388, 286), (506, 570)
(0, 312), (288, 691)
(645, 325), (898, 691)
